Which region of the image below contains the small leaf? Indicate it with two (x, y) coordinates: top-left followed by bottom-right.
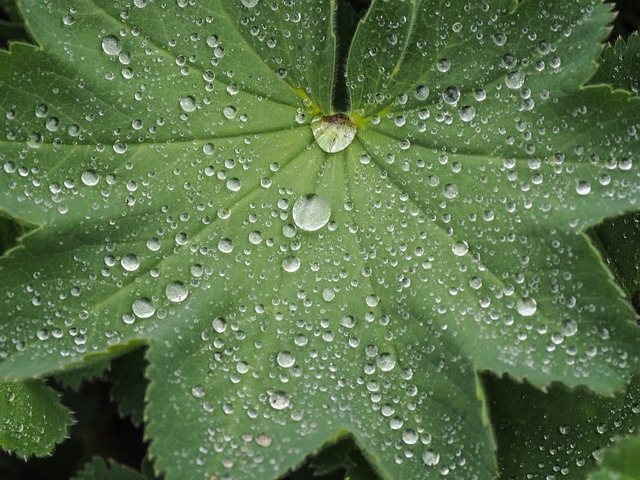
(53, 356), (112, 392)
(590, 33), (640, 94)
(0, 380), (73, 458)
(587, 436), (640, 480)
(109, 348), (147, 427)
(71, 457), (146, 480)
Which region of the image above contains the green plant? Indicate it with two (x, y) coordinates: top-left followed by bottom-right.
(1, 0), (639, 479)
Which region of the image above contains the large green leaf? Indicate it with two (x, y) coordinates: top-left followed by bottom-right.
(1, 0), (639, 478)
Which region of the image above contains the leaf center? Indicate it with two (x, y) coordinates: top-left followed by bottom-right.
(311, 114), (356, 153)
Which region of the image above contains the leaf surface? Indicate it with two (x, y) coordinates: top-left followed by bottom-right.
(0, 380), (72, 458)
(71, 457), (146, 480)
(1, 1), (639, 479)
(587, 436), (640, 480)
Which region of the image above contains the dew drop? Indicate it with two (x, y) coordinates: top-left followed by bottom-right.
(101, 35), (122, 55)
(282, 256), (301, 273)
(269, 391), (290, 410)
(452, 241), (469, 256)
(180, 96), (197, 112)
(561, 319), (578, 337)
(81, 170), (100, 186)
(516, 297), (537, 317)
(218, 238), (234, 253)
(505, 71), (525, 89)
(576, 180), (591, 196)
(212, 316), (227, 333)
(166, 281), (188, 303)
(292, 194), (331, 232)
(276, 351), (295, 368)
(377, 352), (396, 372)
(311, 114), (356, 153)
(414, 85), (430, 101)
(191, 385), (205, 398)
(422, 449), (440, 466)
(241, 0), (259, 6)
(132, 298), (155, 318)
(442, 86), (460, 105)
(459, 105), (476, 122)
(121, 253), (140, 271)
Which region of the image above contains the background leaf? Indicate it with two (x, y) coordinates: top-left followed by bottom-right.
(71, 457), (145, 480)
(587, 436), (640, 480)
(0, 380), (72, 458)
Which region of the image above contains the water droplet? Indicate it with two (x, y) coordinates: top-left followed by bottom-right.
(180, 96), (197, 112)
(81, 170), (100, 186)
(422, 449), (440, 466)
(377, 352), (396, 371)
(561, 319), (578, 337)
(218, 238), (234, 253)
(311, 114), (356, 153)
(282, 256), (301, 273)
(191, 385), (205, 398)
(101, 35), (122, 55)
(443, 183), (458, 199)
(452, 241), (469, 256)
(292, 194), (331, 232)
(442, 86), (460, 105)
(132, 298), (155, 318)
(241, 0), (259, 6)
(459, 105), (476, 122)
(166, 281), (188, 303)
(505, 71), (525, 89)
(212, 316), (227, 333)
(121, 253), (140, 271)
(414, 85), (430, 100)
(516, 297), (537, 317)
(340, 315), (356, 328)
(576, 180), (591, 195)
(276, 351), (295, 368)
(269, 391), (290, 410)
(402, 429), (418, 445)
(256, 433), (272, 447)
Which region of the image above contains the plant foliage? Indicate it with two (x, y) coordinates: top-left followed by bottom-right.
(0, 1), (639, 479)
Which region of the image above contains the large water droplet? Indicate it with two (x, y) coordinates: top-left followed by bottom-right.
(292, 194), (331, 232)
(132, 298), (155, 318)
(180, 96), (197, 112)
(121, 253), (140, 271)
(269, 391), (290, 410)
(505, 71), (525, 89)
(241, 0), (259, 6)
(166, 281), (188, 303)
(377, 352), (396, 371)
(101, 35), (122, 55)
(276, 351), (295, 368)
(516, 297), (537, 317)
(422, 449), (440, 466)
(311, 114), (356, 153)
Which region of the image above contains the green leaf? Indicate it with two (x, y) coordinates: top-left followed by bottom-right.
(53, 355), (112, 392)
(588, 33), (640, 302)
(0, 0), (30, 48)
(486, 373), (640, 479)
(1, 1), (639, 479)
(590, 33), (640, 94)
(109, 348), (147, 427)
(0, 380), (72, 458)
(71, 457), (146, 480)
(587, 436), (640, 480)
